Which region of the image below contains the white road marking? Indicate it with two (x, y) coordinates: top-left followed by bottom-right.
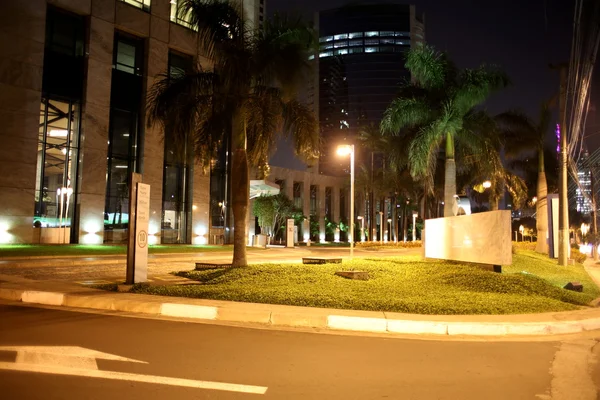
(0, 346), (146, 364)
(0, 363), (268, 394)
(0, 345), (268, 394)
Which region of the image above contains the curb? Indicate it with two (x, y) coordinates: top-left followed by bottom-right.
(1, 287), (600, 337)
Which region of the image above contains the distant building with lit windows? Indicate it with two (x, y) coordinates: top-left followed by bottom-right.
(314, 4), (425, 175)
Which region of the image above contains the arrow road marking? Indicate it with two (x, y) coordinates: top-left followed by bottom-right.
(0, 346), (268, 395)
(0, 363), (268, 394)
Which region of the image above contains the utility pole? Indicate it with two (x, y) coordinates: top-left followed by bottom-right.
(557, 66), (570, 266)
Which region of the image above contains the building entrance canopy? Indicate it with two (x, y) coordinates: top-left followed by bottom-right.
(249, 180), (280, 199)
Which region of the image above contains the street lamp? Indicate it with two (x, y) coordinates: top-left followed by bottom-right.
(337, 144), (355, 258)
(482, 180), (492, 189)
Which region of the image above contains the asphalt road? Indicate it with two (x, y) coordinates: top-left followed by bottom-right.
(1, 303), (598, 400)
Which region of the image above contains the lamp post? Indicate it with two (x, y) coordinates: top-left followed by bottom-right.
(337, 144), (355, 258)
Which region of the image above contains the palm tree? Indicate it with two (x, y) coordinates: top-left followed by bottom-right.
(381, 45), (509, 216)
(496, 101), (553, 253)
(357, 123), (385, 240)
(147, 0), (318, 267)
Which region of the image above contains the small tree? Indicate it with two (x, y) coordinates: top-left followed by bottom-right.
(253, 195), (275, 236)
(253, 194), (302, 240)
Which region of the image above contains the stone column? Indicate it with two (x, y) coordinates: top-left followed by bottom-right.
(77, 15), (114, 244)
(192, 172), (210, 245)
(333, 185), (340, 242)
(285, 178), (293, 200)
(302, 178), (310, 242)
(0, 0), (46, 243)
(318, 185), (326, 242)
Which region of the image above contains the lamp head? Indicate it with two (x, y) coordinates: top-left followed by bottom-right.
(482, 180), (492, 189)
(336, 144), (353, 156)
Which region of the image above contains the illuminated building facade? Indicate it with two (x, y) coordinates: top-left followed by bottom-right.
(0, 0), (266, 245)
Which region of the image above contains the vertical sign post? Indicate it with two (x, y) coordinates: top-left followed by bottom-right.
(126, 173), (150, 284)
(134, 183), (150, 282)
(286, 219), (295, 248)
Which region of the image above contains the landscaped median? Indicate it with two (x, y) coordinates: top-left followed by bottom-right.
(101, 249), (600, 315)
(1, 273), (600, 337)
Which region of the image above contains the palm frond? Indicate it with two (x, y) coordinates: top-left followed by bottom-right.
(495, 110), (540, 156)
(380, 97), (432, 133)
(454, 65), (509, 114)
(178, 0), (247, 61)
(405, 44), (448, 89)
(282, 100), (319, 162)
(408, 123), (444, 191)
(146, 69), (218, 163)
(251, 12), (316, 97)
(357, 123), (385, 151)
(246, 86), (284, 166)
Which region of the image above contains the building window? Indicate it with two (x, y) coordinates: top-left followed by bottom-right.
(320, 43), (333, 50)
(105, 33), (145, 241)
(45, 8), (85, 57)
(395, 31), (410, 37)
(162, 52), (195, 243)
(395, 40), (407, 45)
(170, 0), (195, 30)
(120, 0), (150, 12)
(365, 46), (379, 53)
(320, 35), (334, 42)
(348, 39), (363, 47)
(348, 47), (363, 54)
(35, 98), (81, 233)
(334, 41), (348, 48)
(334, 48), (348, 56)
(365, 39), (379, 45)
(113, 34), (143, 76)
(319, 51), (333, 58)
(348, 32), (363, 39)
(104, 110), (139, 231)
(365, 31), (379, 37)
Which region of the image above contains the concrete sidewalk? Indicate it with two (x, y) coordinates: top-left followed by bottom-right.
(0, 247), (421, 284)
(1, 273), (599, 338)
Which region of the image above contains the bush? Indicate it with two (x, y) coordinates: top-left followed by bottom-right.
(512, 241), (535, 251)
(571, 248), (587, 264)
(356, 241), (422, 249)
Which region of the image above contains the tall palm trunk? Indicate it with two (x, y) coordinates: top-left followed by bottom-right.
(536, 148), (548, 254)
(443, 133), (456, 217)
(231, 110), (249, 267)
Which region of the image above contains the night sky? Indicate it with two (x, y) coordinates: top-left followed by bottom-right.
(268, 0), (598, 169)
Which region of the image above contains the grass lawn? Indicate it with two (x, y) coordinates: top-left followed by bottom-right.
(0, 244), (234, 257)
(124, 249), (600, 315)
